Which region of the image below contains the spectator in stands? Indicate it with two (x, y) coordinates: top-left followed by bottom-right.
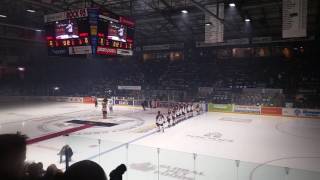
(25, 162), (44, 180)
(43, 164), (63, 180)
(109, 164), (127, 180)
(0, 133), (27, 180)
(64, 160), (107, 180)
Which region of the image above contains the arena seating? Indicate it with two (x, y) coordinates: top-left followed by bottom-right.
(0, 56), (319, 108)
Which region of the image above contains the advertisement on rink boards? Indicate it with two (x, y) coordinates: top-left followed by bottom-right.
(115, 99), (131, 105)
(261, 107), (282, 116)
(208, 103), (233, 112)
(233, 105), (261, 114)
(282, 108), (320, 118)
(0, 96), (83, 103)
(83, 97), (95, 103)
(55, 96), (83, 103)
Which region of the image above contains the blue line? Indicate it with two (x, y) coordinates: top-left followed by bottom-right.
(87, 129), (158, 160)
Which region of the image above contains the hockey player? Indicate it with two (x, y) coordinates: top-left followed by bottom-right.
(181, 104), (186, 121)
(184, 104), (188, 119)
(94, 97), (98, 108)
(166, 109), (172, 127)
(156, 111), (165, 132)
(195, 103), (200, 115)
(171, 107), (176, 126)
(142, 100), (147, 111)
(177, 105), (182, 123)
(186, 103), (191, 118)
(189, 103), (194, 117)
(108, 99), (113, 113)
(102, 101), (107, 119)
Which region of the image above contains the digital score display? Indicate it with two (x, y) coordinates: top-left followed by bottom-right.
(96, 15), (134, 56)
(44, 8), (134, 56)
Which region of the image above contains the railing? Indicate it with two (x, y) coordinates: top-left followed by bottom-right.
(29, 135), (320, 180)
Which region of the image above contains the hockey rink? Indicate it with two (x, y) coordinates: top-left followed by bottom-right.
(1, 101), (320, 180)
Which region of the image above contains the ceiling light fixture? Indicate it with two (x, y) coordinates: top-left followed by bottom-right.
(181, 10), (188, 14)
(26, 9), (36, 13)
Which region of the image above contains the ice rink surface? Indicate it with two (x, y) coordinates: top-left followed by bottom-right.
(1, 102), (320, 180)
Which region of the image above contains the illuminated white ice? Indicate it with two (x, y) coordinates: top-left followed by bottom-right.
(1, 102), (320, 180)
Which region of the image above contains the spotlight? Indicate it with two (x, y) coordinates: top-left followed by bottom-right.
(17, 67), (25, 72)
(26, 9), (36, 13)
(53, 87), (60, 91)
(181, 10), (188, 14)
(245, 18), (251, 22)
(205, 22), (212, 26)
(229, 3), (236, 7)
(35, 29), (43, 32)
(0, 14), (7, 18)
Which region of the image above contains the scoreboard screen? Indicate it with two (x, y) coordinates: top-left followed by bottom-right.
(55, 20), (79, 39)
(96, 14), (134, 56)
(44, 8), (134, 56)
(108, 22), (127, 42)
(45, 18), (91, 55)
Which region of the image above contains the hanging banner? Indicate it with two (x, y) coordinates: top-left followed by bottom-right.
(205, 3), (224, 43)
(282, 0), (308, 38)
(117, 86), (141, 90)
(44, 8), (88, 23)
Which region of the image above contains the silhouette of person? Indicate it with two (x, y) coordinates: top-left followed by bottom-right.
(64, 160), (107, 180)
(109, 164), (127, 180)
(0, 133), (27, 180)
(58, 145), (73, 169)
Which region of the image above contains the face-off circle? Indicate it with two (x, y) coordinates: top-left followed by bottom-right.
(38, 113), (145, 135)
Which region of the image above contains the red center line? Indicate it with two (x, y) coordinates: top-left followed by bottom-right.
(27, 124), (93, 145)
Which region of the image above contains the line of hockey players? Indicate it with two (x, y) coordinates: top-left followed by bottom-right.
(156, 103), (203, 132)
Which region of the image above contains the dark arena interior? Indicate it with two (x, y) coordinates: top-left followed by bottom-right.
(0, 0), (320, 180)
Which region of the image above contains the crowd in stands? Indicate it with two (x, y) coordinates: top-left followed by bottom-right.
(0, 52), (319, 108)
(0, 133), (126, 180)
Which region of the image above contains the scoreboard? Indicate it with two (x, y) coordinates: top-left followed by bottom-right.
(44, 8), (134, 56)
(96, 12), (134, 56)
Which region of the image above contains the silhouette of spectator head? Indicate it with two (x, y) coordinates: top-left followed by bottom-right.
(64, 160), (107, 180)
(27, 162), (44, 179)
(109, 164), (127, 180)
(44, 164), (63, 180)
(0, 133), (27, 179)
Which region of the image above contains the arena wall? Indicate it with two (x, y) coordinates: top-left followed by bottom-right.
(207, 103), (320, 119)
(1, 96), (319, 118)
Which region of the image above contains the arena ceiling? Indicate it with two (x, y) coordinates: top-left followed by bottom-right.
(0, 0), (319, 46)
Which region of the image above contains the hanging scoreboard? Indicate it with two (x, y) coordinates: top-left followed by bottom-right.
(44, 8), (135, 56)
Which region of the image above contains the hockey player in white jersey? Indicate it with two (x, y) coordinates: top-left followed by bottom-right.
(156, 111), (165, 132)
